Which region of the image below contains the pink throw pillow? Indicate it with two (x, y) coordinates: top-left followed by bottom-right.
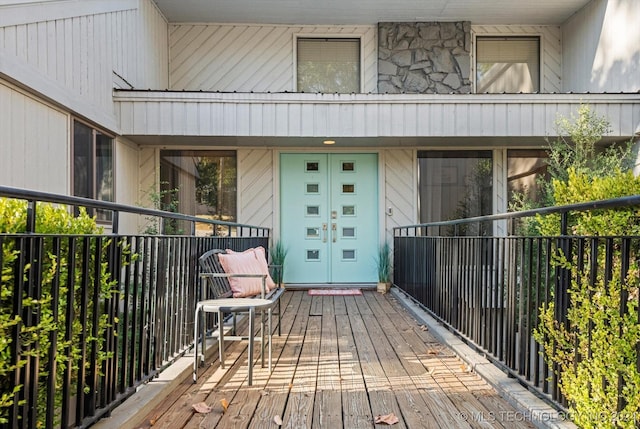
(220, 247), (276, 297)
(225, 247), (276, 290)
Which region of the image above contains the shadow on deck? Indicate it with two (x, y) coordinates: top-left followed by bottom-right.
(106, 290), (542, 429)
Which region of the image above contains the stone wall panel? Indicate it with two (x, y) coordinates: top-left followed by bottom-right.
(378, 22), (471, 94)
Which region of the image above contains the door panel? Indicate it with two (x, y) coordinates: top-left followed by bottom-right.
(280, 153), (378, 284)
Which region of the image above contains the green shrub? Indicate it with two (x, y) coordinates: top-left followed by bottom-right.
(0, 198), (120, 426)
(529, 106), (640, 428)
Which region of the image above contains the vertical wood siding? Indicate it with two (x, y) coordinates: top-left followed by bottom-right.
(472, 25), (562, 93)
(168, 24), (377, 93)
(238, 149), (274, 228)
(0, 0), (168, 127)
(116, 137), (142, 233)
(0, 81), (69, 194)
(562, 0), (640, 93)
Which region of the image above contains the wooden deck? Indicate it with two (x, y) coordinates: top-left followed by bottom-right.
(135, 291), (535, 429)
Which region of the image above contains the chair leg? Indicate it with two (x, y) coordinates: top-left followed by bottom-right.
(268, 307), (272, 372)
(218, 309), (225, 369)
(277, 300), (281, 336)
(193, 306), (200, 382)
(260, 308), (266, 368)
(248, 307), (255, 386)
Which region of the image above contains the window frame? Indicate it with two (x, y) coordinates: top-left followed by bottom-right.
(71, 118), (115, 221)
(473, 34), (543, 94)
(293, 34), (364, 93)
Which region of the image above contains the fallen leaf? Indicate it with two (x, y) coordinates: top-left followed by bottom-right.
(420, 325), (428, 331)
(375, 413), (399, 425)
(192, 402), (212, 414)
(428, 350), (438, 355)
(273, 415), (283, 425)
(220, 398), (230, 413)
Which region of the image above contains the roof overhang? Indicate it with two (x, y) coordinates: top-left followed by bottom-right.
(151, 0), (593, 26)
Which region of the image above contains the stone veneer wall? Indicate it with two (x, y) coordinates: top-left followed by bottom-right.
(378, 22), (471, 94)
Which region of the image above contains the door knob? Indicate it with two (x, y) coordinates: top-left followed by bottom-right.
(332, 223), (337, 243)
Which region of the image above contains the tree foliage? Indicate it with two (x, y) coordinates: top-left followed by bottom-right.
(529, 105), (640, 428)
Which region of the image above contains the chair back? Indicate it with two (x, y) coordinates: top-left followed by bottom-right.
(198, 249), (233, 299)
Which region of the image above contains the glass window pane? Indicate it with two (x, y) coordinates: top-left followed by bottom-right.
(418, 151), (493, 235)
(342, 184), (355, 193)
(73, 121), (93, 199)
(160, 150), (237, 234)
(297, 38), (360, 93)
(342, 205), (355, 216)
(476, 37), (539, 93)
(507, 149), (549, 208)
(306, 205), (320, 216)
(342, 249), (356, 260)
(306, 183), (319, 194)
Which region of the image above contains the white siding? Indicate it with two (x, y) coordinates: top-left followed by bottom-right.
(0, 0), (168, 131)
(169, 24), (377, 93)
(472, 25), (562, 93)
(383, 149), (416, 242)
(115, 91), (640, 139)
(115, 137), (141, 233)
(562, 0), (640, 93)
(238, 149), (274, 227)
(0, 80), (69, 193)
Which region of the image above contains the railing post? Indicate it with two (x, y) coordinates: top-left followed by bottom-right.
(26, 199), (36, 233)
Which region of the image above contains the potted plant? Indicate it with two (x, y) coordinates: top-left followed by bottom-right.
(375, 241), (392, 293)
(269, 239), (287, 287)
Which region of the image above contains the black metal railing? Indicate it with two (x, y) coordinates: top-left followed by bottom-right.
(394, 195), (640, 410)
(0, 186), (269, 429)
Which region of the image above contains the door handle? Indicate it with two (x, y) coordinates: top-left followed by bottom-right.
(332, 223), (337, 243)
(322, 223), (328, 243)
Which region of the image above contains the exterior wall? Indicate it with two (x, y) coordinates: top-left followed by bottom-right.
(472, 25), (562, 93)
(0, 0), (168, 208)
(116, 137), (141, 233)
(0, 79), (69, 193)
(238, 149), (274, 227)
(168, 24), (377, 93)
(0, 0), (168, 130)
(383, 149), (416, 242)
(378, 22), (471, 94)
(562, 0), (640, 93)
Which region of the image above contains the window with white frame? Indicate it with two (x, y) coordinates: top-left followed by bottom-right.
(297, 38), (360, 93)
(72, 120), (114, 221)
(476, 36), (540, 93)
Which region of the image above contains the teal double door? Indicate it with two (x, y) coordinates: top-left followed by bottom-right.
(280, 153), (379, 284)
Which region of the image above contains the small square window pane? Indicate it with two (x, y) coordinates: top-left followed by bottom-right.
(342, 161), (355, 172)
(306, 227), (320, 238)
(306, 205), (320, 216)
(306, 183), (319, 193)
(342, 227), (355, 238)
(342, 184), (355, 193)
(342, 249), (356, 260)
(342, 205), (355, 216)
(306, 162), (319, 172)
(307, 250), (320, 260)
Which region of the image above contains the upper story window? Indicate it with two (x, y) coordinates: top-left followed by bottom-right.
(297, 38), (360, 93)
(72, 120), (114, 221)
(476, 36), (540, 93)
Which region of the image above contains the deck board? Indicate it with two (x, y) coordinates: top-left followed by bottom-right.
(133, 291), (536, 429)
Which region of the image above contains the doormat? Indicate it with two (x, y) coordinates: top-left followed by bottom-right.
(308, 289), (362, 296)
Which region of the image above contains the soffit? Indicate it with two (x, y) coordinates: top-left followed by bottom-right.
(152, 0), (592, 25)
